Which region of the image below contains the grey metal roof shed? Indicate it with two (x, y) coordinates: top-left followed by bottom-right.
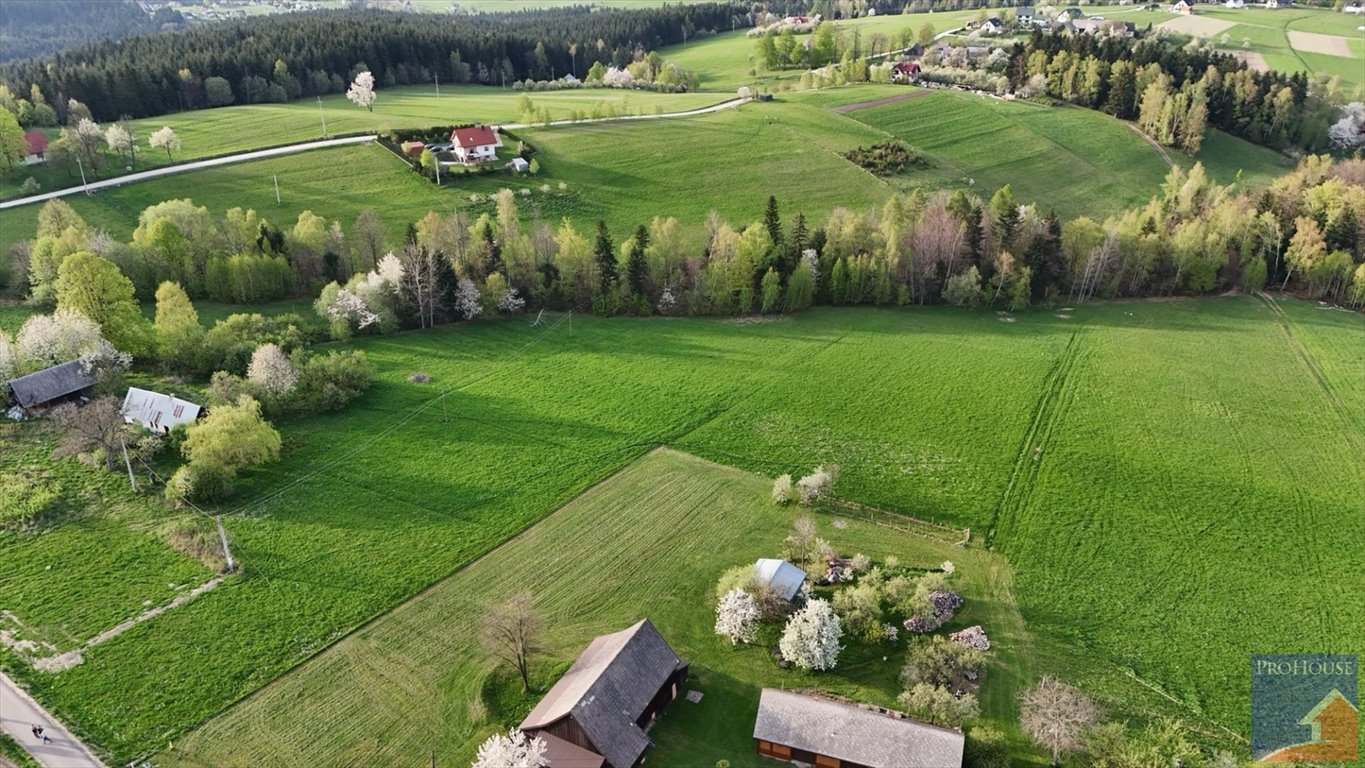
(753, 688), (965, 768)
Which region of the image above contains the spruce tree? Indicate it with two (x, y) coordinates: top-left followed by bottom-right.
(594, 220), (617, 295)
(626, 224), (649, 299)
(764, 195), (783, 250)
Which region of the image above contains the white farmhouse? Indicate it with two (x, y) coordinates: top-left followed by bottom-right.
(121, 388), (201, 434)
(449, 124), (503, 165)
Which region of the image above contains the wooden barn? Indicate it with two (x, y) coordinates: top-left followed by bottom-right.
(520, 619), (688, 768)
(753, 689), (965, 768)
(4, 360), (96, 415)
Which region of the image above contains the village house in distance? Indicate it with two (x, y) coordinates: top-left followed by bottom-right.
(519, 619), (689, 768)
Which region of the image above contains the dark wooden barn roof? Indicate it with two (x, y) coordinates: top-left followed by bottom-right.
(6, 360), (95, 409)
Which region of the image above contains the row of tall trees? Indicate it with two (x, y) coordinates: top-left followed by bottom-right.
(1007, 31), (1340, 153)
(0, 5), (739, 122)
(9, 158), (1362, 347)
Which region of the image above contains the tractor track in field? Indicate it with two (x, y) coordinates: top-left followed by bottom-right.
(1256, 292), (1365, 451)
(987, 330), (1084, 549)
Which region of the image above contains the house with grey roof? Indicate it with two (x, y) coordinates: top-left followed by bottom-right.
(753, 689), (965, 768)
(520, 619), (688, 768)
(5, 360), (96, 414)
(752, 558), (808, 601)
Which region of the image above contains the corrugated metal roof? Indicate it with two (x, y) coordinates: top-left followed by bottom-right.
(121, 387), (201, 433)
(5, 360), (95, 409)
(753, 559), (807, 601)
(753, 689), (965, 768)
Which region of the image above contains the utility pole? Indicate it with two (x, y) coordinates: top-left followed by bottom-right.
(77, 156), (90, 194)
(317, 95), (327, 138)
(273, 174), (281, 205)
(215, 516), (236, 572)
(435, 156), (441, 186)
(121, 439), (138, 492)
(435, 71), (440, 98)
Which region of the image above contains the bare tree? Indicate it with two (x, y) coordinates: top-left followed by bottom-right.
(784, 515), (819, 567)
(51, 396), (134, 472)
(399, 242), (439, 329)
(352, 209), (386, 271)
(479, 590), (544, 693)
(1018, 676), (1100, 766)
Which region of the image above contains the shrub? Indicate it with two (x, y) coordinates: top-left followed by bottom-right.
(902, 635), (988, 692)
(294, 349), (376, 412)
(20, 177), (40, 194)
(843, 141), (930, 175)
(771, 474), (796, 504)
(0, 472), (61, 529)
(715, 564), (756, 601)
(160, 517), (228, 572)
(832, 582), (887, 642)
(164, 462), (232, 505)
(898, 683), (980, 728)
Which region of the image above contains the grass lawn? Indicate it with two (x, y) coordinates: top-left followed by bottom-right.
(159, 448), (1036, 767)
(0, 85), (727, 200)
(3, 300), (1360, 764)
(833, 87), (1291, 219)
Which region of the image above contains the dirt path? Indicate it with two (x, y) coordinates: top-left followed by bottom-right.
(833, 88), (934, 113)
(0, 673), (104, 768)
(32, 575), (227, 673)
(1124, 123), (1176, 168)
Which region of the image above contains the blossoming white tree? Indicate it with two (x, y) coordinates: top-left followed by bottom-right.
(498, 287), (527, 313)
(247, 343), (298, 398)
(602, 66), (635, 87)
(104, 123), (136, 168)
(149, 126), (180, 161)
(346, 71), (377, 112)
(15, 309), (103, 370)
(456, 277), (484, 320)
(779, 598), (843, 670)
(1328, 102), (1365, 151)
(771, 474), (796, 504)
(471, 729), (548, 768)
(714, 588), (760, 644)
(326, 289), (380, 329)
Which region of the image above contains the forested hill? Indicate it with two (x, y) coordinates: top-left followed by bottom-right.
(0, 4), (743, 123)
(0, 1), (165, 64)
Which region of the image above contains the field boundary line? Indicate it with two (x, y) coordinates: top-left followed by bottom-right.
(987, 330), (1082, 548)
(142, 444), (689, 763)
(1256, 291), (1365, 449)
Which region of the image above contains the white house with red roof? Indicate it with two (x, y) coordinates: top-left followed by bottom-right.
(449, 124), (502, 165)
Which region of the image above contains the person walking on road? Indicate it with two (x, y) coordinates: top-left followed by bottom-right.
(31, 724), (51, 743)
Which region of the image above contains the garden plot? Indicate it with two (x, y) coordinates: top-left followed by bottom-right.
(1286, 30), (1356, 58)
(1158, 14), (1236, 37)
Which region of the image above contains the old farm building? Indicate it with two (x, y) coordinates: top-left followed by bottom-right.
(5, 360), (95, 414)
(753, 689), (965, 768)
(121, 388), (201, 434)
(520, 619), (688, 768)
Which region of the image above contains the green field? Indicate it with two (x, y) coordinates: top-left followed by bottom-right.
(821, 86), (1292, 217)
(159, 448), (1033, 767)
(5, 299), (1362, 765)
(1157, 6), (1365, 93)
(0, 85), (726, 199)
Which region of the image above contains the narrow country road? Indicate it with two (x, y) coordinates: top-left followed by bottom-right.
(0, 672), (104, 768)
(0, 97), (750, 211)
(0, 135), (376, 211)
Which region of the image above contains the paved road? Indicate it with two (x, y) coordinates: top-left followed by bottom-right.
(0, 135), (377, 211)
(0, 672), (104, 768)
(1, 97), (751, 212)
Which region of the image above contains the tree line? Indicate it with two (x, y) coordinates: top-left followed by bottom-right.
(5, 157), (1361, 352)
(0, 4), (742, 123)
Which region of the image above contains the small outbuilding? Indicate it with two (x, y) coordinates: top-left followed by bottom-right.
(507, 157), (530, 172)
(121, 387), (201, 434)
(5, 360), (95, 414)
(752, 558), (807, 601)
(520, 619), (688, 768)
(753, 689), (965, 768)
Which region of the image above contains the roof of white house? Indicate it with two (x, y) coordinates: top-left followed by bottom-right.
(753, 558), (807, 601)
(753, 689), (965, 768)
(121, 387), (201, 432)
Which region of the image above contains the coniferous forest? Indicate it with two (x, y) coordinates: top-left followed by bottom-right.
(0, 4), (743, 122)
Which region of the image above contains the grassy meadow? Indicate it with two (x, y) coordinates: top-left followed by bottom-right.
(4, 299), (1361, 764)
(0, 85), (726, 199)
(159, 448), (1035, 768)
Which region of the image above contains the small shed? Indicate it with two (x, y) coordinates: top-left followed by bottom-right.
(121, 387), (201, 434)
(508, 157), (530, 172)
(5, 360), (96, 413)
(401, 140), (426, 157)
(753, 689), (965, 768)
(752, 558), (807, 601)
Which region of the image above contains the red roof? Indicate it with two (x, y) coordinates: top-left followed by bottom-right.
(24, 131), (48, 155)
(450, 125), (499, 148)
(893, 61), (921, 73)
